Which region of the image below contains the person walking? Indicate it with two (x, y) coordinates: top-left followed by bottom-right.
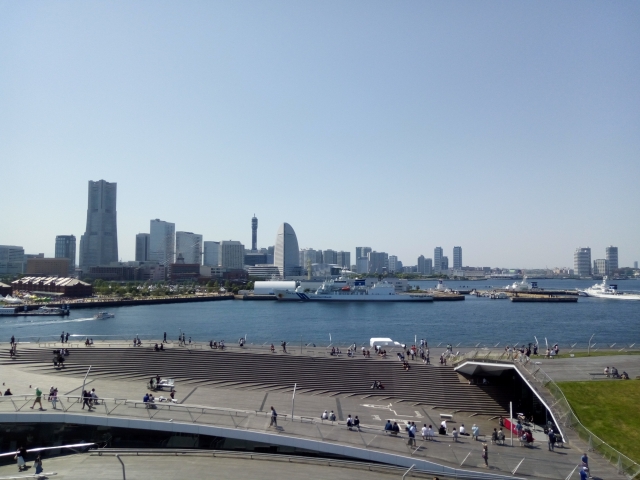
(34, 454), (43, 475)
(30, 387), (43, 410)
(270, 406), (277, 427)
(51, 387), (58, 409)
(481, 443), (489, 467)
(548, 428), (555, 451)
(60, 332), (64, 343)
(472, 424), (479, 441)
(581, 453), (591, 478)
(407, 422), (416, 446)
(452, 427), (459, 442)
(16, 446), (27, 472)
(11, 335), (15, 346)
(65, 332), (69, 343)
(82, 390), (93, 410)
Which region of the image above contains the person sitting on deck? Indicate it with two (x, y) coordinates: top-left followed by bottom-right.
(611, 367), (619, 378)
(604, 366), (610, 377)
(154, 344), (159, 351)
(329, 411), (336, 421)
(385, 420), (393, 432)
(159, 343), (164, 351)
(209, 340), (213, 349)
(321, 410), (328, 420)
(392, 422), (400, 435)
(460, 424), (469, 436)
(85, 338), (90, 346)
(621, 371), (629, 379)
(270, 344), (275, 353)
(89, 338), (94, 345)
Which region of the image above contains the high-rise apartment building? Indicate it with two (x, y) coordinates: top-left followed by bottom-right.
(574, 247), (592, 277)
(0, 245), (25, 275)
(453, 246), (462, 270)
(203, 241), (220, 267)
(323, 249), (338, 265)
(388, 255), (398, 273)
(176, 231), (203, 265)
(251, 215), (258, 251)
(149, 219), (175, 266)
(135, 234), (150, 262)
(79, 180), (118, 268)
(434, 247), (443, 273)
(593, 259), (609, 276)
(634, 261), (638, 269)
(606, 246), (618, 273)
(55, 235), (76, 272)
(417, 255), (426, 274)
(356, 257), (369, 274)
(220, 241), (245, 270)
(425, 258), (433, 275)
(337, 251), (351, 269)
(441, 256), (449, 271)
(368, 251), (388, 274)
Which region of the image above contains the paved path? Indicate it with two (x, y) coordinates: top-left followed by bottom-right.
(531, 355), (640, 382)
(0, 344), (623, 480)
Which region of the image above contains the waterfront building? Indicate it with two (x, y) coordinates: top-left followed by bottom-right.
(176, 231), (203, 265)
(368, 251), (388, 274)
(244, 252), (267, 266)
(388, 255), (398, 273)
(606, 246), (618, 273)
(337, 251), (351, 269)
(593, 259), (609, 276)
(203, 241), (220, 266)
(274, 223), (300, 278)
(251, 215), (258, 251)
(0, 245), (25, 275)
(246, 264), (281, 279)
(79, 180), (119, 269)
(12, 276), (92, 297)
(55, 235), (76, 272)
(26, 258), (69, 277)
(356, 257), (369, 274)
(441, 256), (449, 272)
(149, 219), (176, 267)
(135, 233), (150, 262)
(220, 241), (245, 270)
(434, 247), (443, 274)
(453, 246), (462, 270)
(322, 249), (337, 265)
(574, 247), (592, 277)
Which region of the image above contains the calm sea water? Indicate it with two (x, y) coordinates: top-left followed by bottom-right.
(2, 279), (639, 348)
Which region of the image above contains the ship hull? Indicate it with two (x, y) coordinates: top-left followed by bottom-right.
(275, 291), (433, 302)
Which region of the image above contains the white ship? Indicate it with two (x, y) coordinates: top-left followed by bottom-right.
(93, 311), (115, 319)
(504, 276), (538, 292)
(275, 278), (433, 302)
(581, 277), (640, 300)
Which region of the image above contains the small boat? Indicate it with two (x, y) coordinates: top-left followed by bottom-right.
(93, 311), (115, 320)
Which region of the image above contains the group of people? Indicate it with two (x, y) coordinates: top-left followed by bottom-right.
(132, 336), (142, 347)
(370, 380), (385, 389)
(209, 340), (225, 349)
(52, 349), (67, 368)
(81, 388), (100, 410)
(84, 338), (95, 346)
(491, 427), (507, 445)
(372, 345), (388, 357)
(604, 366), (629, 379)
(153, 343), (165, 351)
(321, 410), (337, 421)
(329, 346), (342, 356)
(60, 331), (70, 343)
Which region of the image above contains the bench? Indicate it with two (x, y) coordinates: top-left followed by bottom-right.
(588, 373), (617, 380)
(440, 413), (453, 421)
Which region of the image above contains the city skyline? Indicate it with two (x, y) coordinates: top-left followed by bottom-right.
(1, 3), (639, 267)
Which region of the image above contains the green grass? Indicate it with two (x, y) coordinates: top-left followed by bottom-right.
(553, 351), (640, 359)
(557, 381), (640, 462)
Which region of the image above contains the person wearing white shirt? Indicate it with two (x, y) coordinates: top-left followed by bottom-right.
(460, 424), (467, 436)
(321, 410), (328, 420)
(421, 424), (428, 440)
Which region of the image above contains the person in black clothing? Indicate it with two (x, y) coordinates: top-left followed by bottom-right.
(82, 390), (93, 410)
(4, 388), (12, 395)
(65, 332), (69, 343)
(163, 332), (167, 343)
(10, 336), (15, 346)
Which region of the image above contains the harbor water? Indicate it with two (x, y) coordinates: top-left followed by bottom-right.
(2, 279), (639, 347)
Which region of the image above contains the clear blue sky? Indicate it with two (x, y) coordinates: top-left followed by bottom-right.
(1, 1), (639, 268)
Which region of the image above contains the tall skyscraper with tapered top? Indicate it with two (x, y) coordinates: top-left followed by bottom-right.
(251, 215), (258, 251)
(79, 180), (118, 269)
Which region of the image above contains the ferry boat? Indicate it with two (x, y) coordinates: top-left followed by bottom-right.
(275, 279), (433, 302)
(504, 276), (538, 292)
(580, 277), (640, 300)
(93, 311), (115, 319)
(31, 306), (69, 316)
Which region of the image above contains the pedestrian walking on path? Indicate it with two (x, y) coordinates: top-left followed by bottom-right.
(482, 443), (489, 467)
(30, 387), (43, 410)
(16, 446), (26, 472)
(548, 429), (556, 451)
(270, 406), (277, 427)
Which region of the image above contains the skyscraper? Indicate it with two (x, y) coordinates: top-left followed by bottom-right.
(79, 180), (118, 268)
(274, 223), (300, 278)
(251, 215), (258, 251)
(149, 219), (175, 266)
(0, 245), (24, 275)
(606, 246), (618, 273)
(337, 251), (351, 269)
(203, 241), (220, 266)
(453, 246), (462, 270)
(593, 259), (609, 276)
(55, 235), (76, 272)
(176, 231), (203, 265)
(434, 247), (443, 273)
(388, 255), (398, 273)
(356, 247), (372, 260)
(220, 241), (245, 269)
(135, 233), (150, 262)
(574, 247), (591, 277)
(441, 256), (449, 271)
(323, 249), (338, 264)
(417, 255), (426, 274)
(368, 251), (388, 274)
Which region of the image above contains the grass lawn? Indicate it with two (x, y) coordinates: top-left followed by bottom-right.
(553, 351), (640, 359)
(557, 381), (640, 462)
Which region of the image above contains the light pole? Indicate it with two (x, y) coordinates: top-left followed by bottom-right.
(588, 334), (595, 356)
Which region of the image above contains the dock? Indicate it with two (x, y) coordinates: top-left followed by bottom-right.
(510, 296), (578, 302)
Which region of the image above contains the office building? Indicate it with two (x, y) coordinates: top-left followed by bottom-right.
(244, 252), (267, 266)
(203, 241), (221, 266)
(417, 255), (426, 275)
(149, 219), (175, 267)
(176, 231), (203, 265)
(26, 258), (69, 277)
(0, 245), (25, 275)
(593, 259), (609, 276)
(606, 246), (618, 273)
(251, 215), (258, 251)
(274, 223), (300, 278)
(634, 261), (638, 269)
(434, 247), (443, 273)
(424, 258), (433, 275)
(453, 246), (462, 270)
(337, 251), (351, 269)
(220, 241), (245, 270)
(441, 256), (449, 271)
(323, 249), (338, 265)
(574, 247), (592, 277)
(135, 233), (150, 262)
(55, 235), (76, 273)
(368, 251), (388, 274)
(79, 180), (119, 268)
(356, 247), (371, 260)
(356, 257), (369, 274)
